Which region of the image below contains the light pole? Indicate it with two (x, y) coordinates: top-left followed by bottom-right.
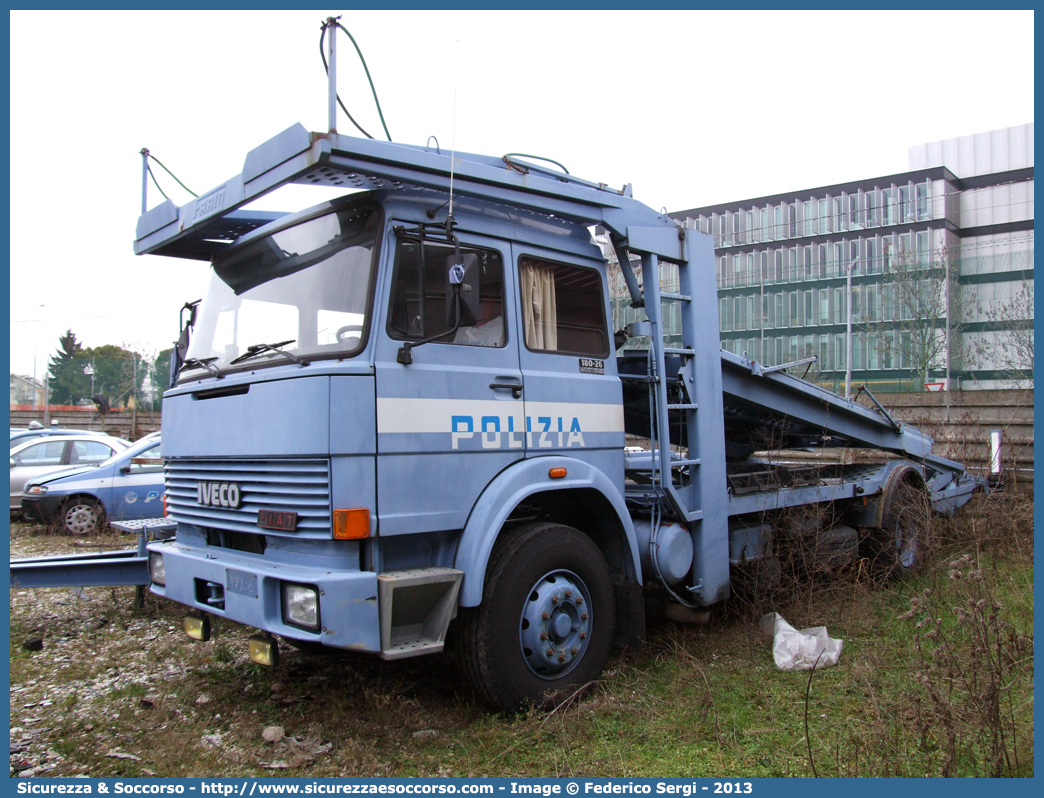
(132, 352), (138, 439)
(943, 251), (951, 421)
(84, 361), (95, 398)
(36, 305), (51, 424)
(844, 255), (861, 400)
(31, 304), (45, 409)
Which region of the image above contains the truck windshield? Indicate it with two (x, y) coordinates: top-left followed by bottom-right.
(181, 204), (379, 380)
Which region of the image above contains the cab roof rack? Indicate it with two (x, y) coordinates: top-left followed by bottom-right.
(134, 124), (682, 263)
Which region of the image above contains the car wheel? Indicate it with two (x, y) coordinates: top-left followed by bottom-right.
(455, 522), (615, 712)
(60, 497), (106, 536)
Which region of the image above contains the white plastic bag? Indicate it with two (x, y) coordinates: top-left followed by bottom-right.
(760, 612), (843, 671)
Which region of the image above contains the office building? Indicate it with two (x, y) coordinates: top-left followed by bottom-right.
(609, 124), (1033, 391)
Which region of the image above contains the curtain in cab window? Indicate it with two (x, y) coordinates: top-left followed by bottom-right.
(520, 259), (557, 350)
(520, 257), (609, 357)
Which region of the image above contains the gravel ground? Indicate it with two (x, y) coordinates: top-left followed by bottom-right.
(10, 525), (219, 776)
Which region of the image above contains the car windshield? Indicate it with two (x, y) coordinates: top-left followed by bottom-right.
(181, 203), (379, 381)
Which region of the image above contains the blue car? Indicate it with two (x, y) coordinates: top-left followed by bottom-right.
(21, 434), (165, 534)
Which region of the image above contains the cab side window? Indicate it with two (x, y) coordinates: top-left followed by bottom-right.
(519, 257), (609, 357)
(387, 237), (506, 347)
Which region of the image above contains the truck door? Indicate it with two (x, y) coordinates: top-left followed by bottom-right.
(375, 228), (525, 537)
(511, 244), (625, 475)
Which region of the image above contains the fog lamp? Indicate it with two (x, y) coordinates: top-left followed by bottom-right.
(183, 615), (211, 642)
(149, 552), (165, 586)
(248, 635), (279, 668)
(282, 583), (320, 630)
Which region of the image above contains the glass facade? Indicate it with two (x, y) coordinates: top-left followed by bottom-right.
(608, 162), (1034, 392)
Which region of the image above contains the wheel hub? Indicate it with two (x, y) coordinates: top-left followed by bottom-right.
(65, 505), (97, 535)
(519, 570), (591, 679)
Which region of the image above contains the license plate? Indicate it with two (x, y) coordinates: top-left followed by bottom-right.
(226, 568), (258, 597)
(257, 509), (298, 531)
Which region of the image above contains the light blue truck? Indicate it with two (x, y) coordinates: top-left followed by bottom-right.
(134, 113), (980, 711)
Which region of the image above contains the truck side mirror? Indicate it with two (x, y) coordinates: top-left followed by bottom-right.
(446, 253), (480, 327)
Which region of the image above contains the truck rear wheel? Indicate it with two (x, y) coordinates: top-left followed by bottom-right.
(865, 476), (929, 580)
(455, 522), (615, 712)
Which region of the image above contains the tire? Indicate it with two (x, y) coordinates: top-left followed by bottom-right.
(454, 522), (615, 712)
(865, 480), (929, 581)
(59, 497), (106, 536)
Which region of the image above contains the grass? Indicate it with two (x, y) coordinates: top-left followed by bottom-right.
(8, 487), (1034, 778)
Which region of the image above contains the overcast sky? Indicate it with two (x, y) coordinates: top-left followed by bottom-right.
(8, 9), (1034, 379)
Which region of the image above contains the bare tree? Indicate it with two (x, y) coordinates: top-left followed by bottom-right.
(864, 242), (965, 389)
(965, 280), (1034, 387)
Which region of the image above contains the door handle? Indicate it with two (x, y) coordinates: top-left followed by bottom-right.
(489, 382), (523, 399)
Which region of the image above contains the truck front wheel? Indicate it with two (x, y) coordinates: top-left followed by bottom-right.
(455, 521), (615, 712)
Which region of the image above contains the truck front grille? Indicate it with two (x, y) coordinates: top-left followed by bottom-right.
(165, 459), (331, 536)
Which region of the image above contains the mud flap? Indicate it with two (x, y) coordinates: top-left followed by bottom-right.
(613, 581), (646, 650)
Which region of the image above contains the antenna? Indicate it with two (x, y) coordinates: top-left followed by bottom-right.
(448, 39), (458, 221)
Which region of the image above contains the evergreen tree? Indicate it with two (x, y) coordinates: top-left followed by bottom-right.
(47, 330), (90, 405)
(153, 348), (174, 404)
(83, 344), (148, 407)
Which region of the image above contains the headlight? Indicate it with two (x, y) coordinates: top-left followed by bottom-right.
(282, 583), (319, 630)
(24, 485), (47, 495)
(149, 552), (166, 586)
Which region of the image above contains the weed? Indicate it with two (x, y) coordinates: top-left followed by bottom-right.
(898, 552), (1033, 776)
(213, 644), (236, 664)
(115, 683), (149, 699)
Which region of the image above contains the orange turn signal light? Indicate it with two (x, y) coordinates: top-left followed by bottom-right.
(548, 467), (568, 479)
(333, 508), (370, 540)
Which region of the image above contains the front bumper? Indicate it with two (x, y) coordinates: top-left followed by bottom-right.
(148, 539), (380, 652)
(20, 495), (62, 524)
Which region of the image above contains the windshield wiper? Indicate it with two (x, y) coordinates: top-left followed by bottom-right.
(229, 340), (309, 367)
(181, 357), (224, 379)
